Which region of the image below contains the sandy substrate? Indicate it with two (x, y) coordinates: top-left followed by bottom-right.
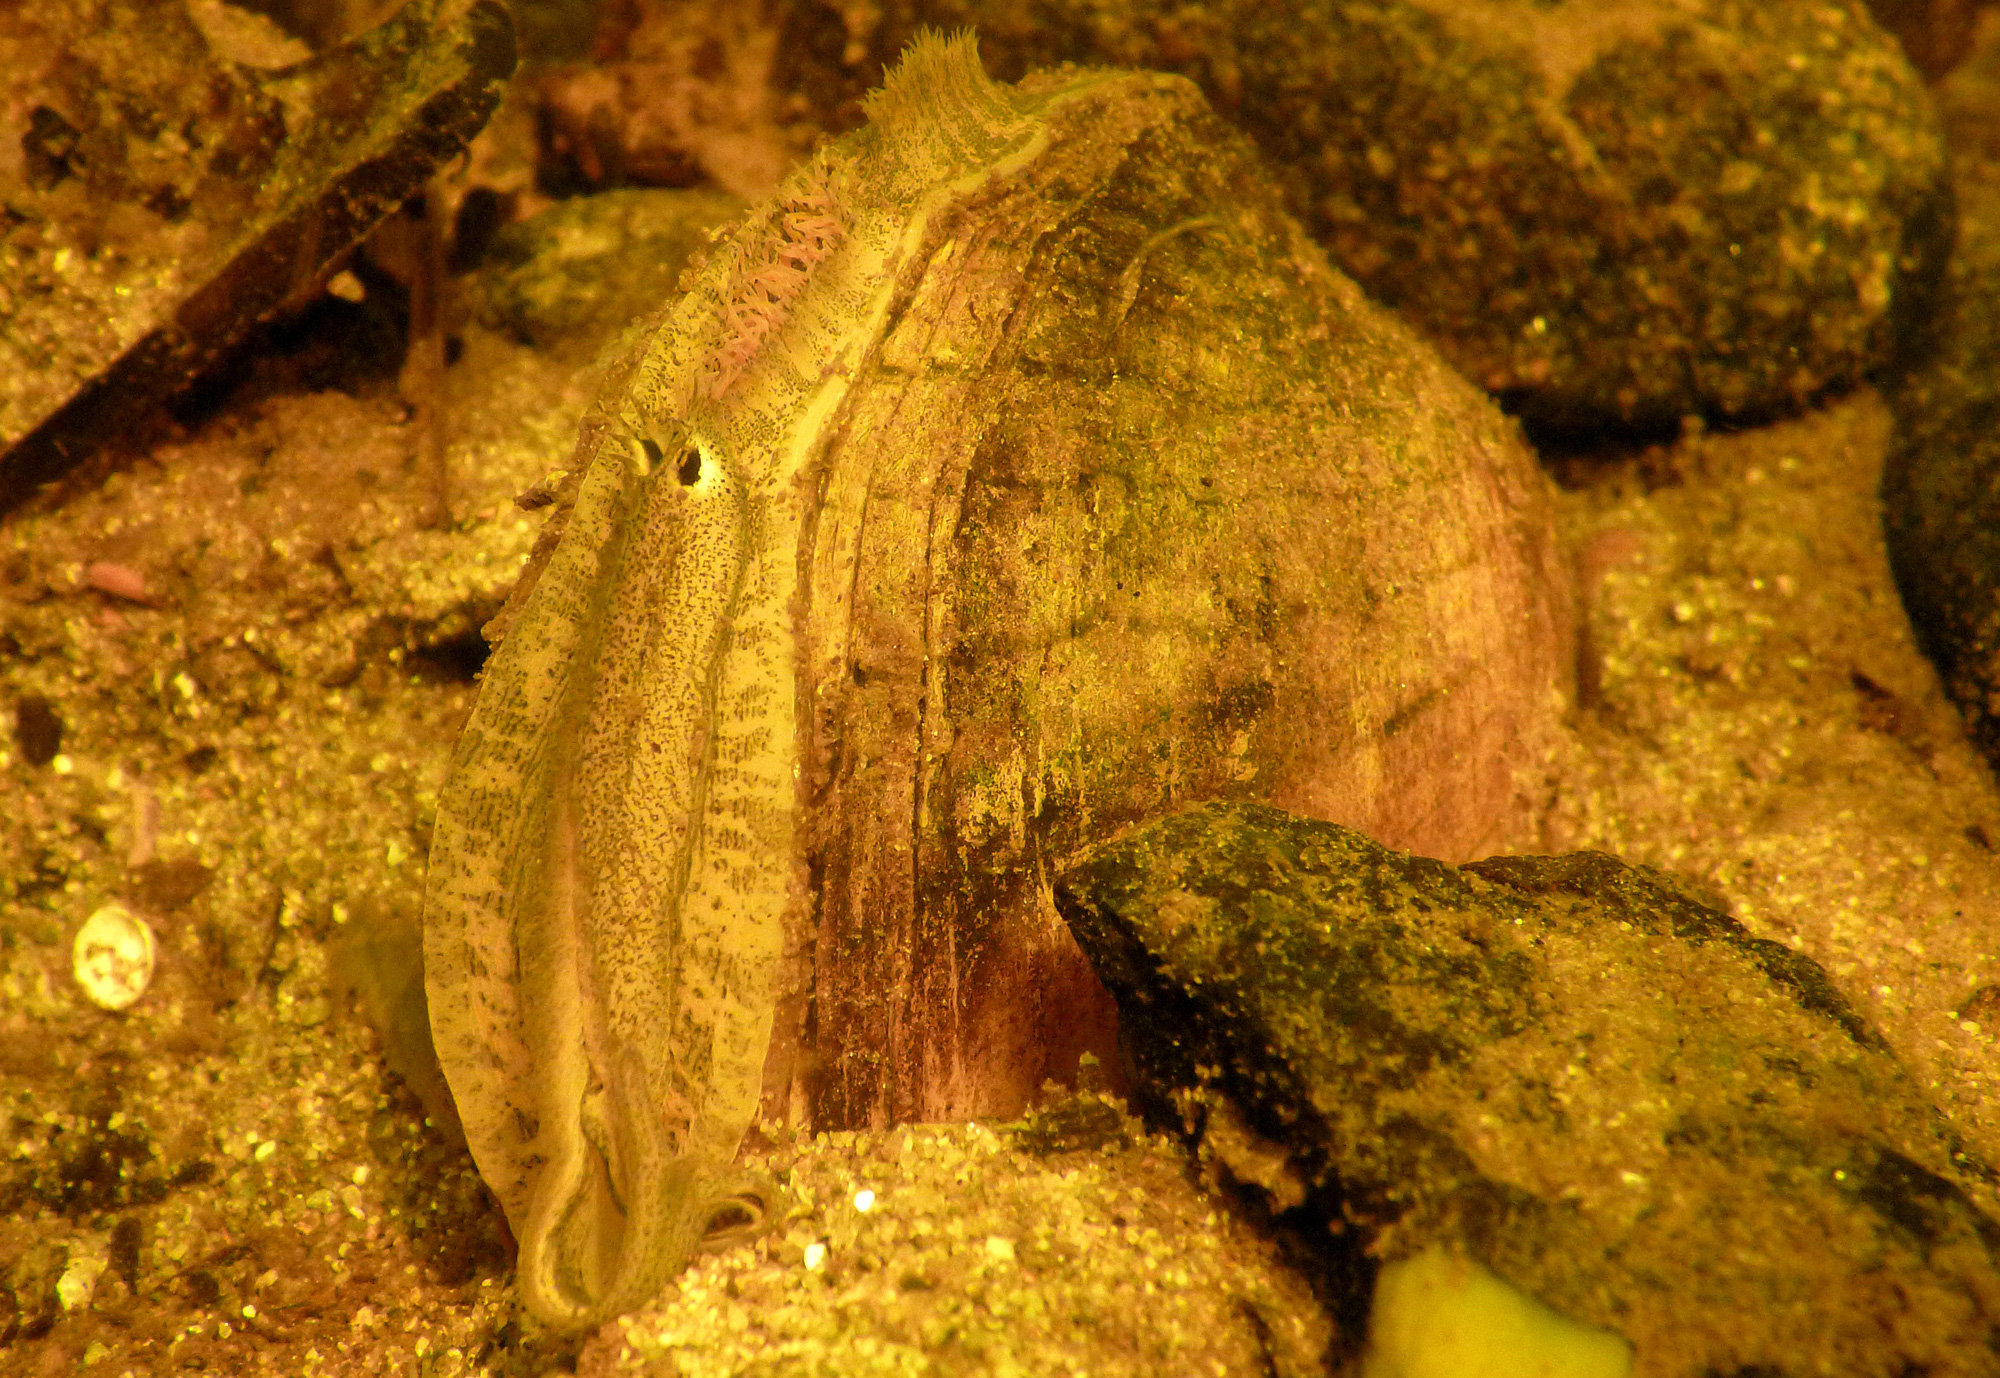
(1547, 395), (2000, 1166)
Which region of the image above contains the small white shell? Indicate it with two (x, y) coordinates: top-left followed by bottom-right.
(72, 903), (156, 1011)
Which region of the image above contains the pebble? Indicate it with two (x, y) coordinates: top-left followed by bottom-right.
(71, 902), (156, 1011)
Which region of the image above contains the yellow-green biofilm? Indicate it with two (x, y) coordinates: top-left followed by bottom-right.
(1364, 1248), (1634, 1378)
(420, 33), (1132, 1332)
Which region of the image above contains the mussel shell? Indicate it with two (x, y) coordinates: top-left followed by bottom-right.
(762, 68), (1572, 1127)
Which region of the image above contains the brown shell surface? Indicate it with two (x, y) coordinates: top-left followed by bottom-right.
(773, 71), (1573, 1129)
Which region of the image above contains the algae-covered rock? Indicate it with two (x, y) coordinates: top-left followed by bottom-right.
(1882, 223), (2000, 778)
(1055, 800), (2000, 1375)
(804, 0), (1949, 435)
(1882, 19), (2000, 778)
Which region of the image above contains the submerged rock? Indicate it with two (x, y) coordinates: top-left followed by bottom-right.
(1882, 222), (2000, 779)
(1882, 19), (2000, 778)
(1056, 800), (2000, 1375)
(807, 0), (1950, 435)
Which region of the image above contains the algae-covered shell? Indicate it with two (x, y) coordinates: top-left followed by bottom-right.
(423, 34), (1570, 1330)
